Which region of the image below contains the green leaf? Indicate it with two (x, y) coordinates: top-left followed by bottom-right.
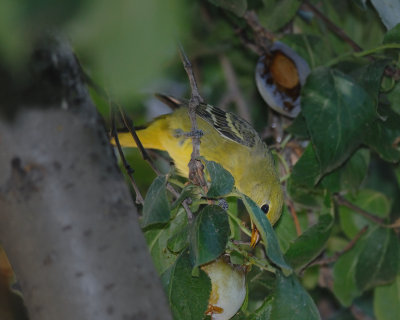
(275, 206), (308, 253)
(270, 272), (321, 320)
(248, 296), (273, 320)
(168, 251), (211, 320)
(363, 103), (400, 162)
(285, 113), (309, 139)
(301, 265), (320, 290)
(167, 226), (188, 253)
(247, 267), (277, 296)
(333, 237), (365, 306)
(241, 195), (292, 275)
(171, 184), (200, 210)
(286, 177), (325, 208)
(144, 208), (187, 275)
(258, 0), (302, 32)
(207, 0), (247, 16)
(339, 189), (391, 239)
(386, 80), (400, 115)
(189, 205), (230, 267)
(374, 275), (400, 320)
(321, 148), (370, 193)
(204, 160), (235, 197)
(280, 34), (327, 68)
(383, 23), (400, 43)
(290, 144), (321, 188)
(333, 227), (400, 306)
(302, 67), (377, 177)
(349, 59), (389, 100)
(284, 214), (334, 270)
(142, 175), (170, 227)
(227, 197), (241, 241)
(355, 227), (400, 292)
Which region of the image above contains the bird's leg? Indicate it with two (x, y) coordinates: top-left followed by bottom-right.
(250, 220), (260, 248)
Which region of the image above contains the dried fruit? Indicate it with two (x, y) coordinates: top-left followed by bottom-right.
(255, 41), (310, 118)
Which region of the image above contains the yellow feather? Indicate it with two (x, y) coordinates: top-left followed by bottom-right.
(114, 103), (283, 226)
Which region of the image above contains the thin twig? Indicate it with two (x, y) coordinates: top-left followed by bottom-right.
(116, 105), (161, 175)
(243, 11), (274, 53)
(306, 225), (368, 269)
(111, 106), (145, 205)
(178, 45), (208, 193)
(303, 1), (362, 52)
(287, 200), (302, 236)
(234, 27), (261, 55)
(334, 194), (386, 225)
(304, 4), (400, 78)
(219, 55), (252, 122)
(166, 184), (194, 222)
(350, 304), (375, 320)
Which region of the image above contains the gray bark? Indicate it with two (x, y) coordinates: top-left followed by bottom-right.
(0, 36), (172, 320)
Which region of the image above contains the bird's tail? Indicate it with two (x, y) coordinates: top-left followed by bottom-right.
(111, 93), (182, 151)
(111, 116), (168, 151)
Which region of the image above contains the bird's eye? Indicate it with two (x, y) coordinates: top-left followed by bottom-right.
(261, 204), (270, 213)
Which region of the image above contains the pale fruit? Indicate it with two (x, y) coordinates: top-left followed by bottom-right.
(201, 258), (246, 320)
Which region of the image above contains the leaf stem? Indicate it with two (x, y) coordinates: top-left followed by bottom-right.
(272, 150), (290, 177)
(326, 43), (400, 67)
(287, 200), (302, 236)
(228, 241), (276, 273)
(167, 178), (186, 189)
(353, 43), (400, 57)
(226, 209), (252, 238)
(280, 133), (292, 150)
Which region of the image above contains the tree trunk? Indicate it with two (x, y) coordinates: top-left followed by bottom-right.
(0, 36), (172, 320)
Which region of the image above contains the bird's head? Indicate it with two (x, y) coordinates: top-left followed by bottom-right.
(249, 177), (283, 226)
(237, 155), (284, 226)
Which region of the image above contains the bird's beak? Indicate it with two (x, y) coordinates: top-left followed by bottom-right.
(250, 221), (260, 248)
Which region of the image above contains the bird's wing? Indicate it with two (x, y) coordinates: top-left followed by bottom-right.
(155, 94), (258, 148)
(196, 103), (257, 148)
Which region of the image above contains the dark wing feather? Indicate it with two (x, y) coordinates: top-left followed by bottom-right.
(156, 94), (258, 148)
(196, 103), (257, 148)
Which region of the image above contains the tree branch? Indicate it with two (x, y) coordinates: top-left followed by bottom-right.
(334, 194), (386, 225)
(305, 225), (368, 269)
(178, 45), (208, 193)
(243, 11), (274, 53)
(302, 1), (363, 52)
(111, 106), (145, 205)
(0, 35), (172, 320)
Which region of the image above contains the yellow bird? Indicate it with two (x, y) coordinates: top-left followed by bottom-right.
(116, 95), (283, 245)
